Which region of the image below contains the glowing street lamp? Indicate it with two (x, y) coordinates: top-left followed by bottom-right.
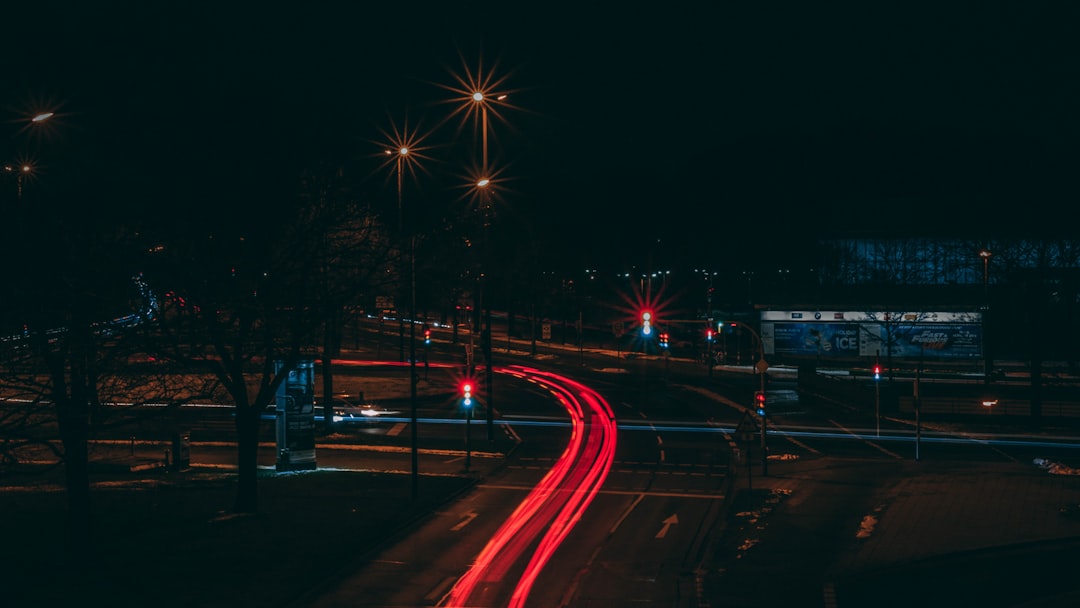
(5, 109), (56, 200)
(440, 56), (521, 443)
(376, 116), (435, 500)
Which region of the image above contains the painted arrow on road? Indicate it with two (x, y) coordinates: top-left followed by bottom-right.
(451, 511), (478, 531)
(655, 514), (679, 538)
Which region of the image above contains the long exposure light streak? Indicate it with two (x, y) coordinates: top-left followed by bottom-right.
(441, 366), (617, 608)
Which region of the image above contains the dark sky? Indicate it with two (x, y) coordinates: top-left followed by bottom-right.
(5, 3), (1080, 271)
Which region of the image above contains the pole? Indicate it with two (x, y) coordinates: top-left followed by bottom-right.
(982, 252), (992, 384)
(733, 321), (768, 476)
(914, 346), (922, 462)
(875, 374), (881, 437)
(398, 155), (419, 499)
(759, 368), (768, 476)
(484, 304), (494, 441)
(875, 350), (881, 437)
(409, 232), (418, 499)
(482, 196), (494, 442)
(465, 404), (472, 471)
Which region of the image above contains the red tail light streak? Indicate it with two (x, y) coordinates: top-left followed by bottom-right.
(442, 366), (617, 607)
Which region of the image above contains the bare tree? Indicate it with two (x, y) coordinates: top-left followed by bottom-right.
(143, 170), (394, 514)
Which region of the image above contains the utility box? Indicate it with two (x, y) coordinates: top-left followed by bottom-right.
(171, 432), (191, 470)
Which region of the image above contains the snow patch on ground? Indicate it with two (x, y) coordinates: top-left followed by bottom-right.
(1034, 458), (1080, 475)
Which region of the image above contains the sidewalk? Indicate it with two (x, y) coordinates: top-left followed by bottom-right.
(705, 452), (1080, 607)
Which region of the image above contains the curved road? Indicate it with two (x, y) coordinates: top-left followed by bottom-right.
(440, 365), (617, 608)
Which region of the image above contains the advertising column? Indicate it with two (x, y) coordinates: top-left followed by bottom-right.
(275, 359), (317, 472)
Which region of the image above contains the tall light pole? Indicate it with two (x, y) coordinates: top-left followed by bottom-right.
(438, 55), (518, 443)
(393, 145), (420, 499)
(475, 176), (494, 441)
(379, 117), (433, 501)
(979, 247), (993, 384)
(466, 89), (509, 444)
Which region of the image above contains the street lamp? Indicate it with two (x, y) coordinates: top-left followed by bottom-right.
(393, 144), (420, 499)
(475, 176), (495, 441)
(3, 163), (33, 200)
(440, 56), (520, 443)
(4, 110), (55, 201)
(979, 247), (993, 384)
(377, 117), (434, 501)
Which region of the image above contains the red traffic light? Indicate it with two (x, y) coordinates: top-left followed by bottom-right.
(873, 364), (882, 380)
(641, 310), (653, 336)
(754, 390), (766, 416)
(462, 382), (473, 406)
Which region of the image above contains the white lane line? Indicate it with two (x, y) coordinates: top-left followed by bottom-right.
(828, 419), (903, 459)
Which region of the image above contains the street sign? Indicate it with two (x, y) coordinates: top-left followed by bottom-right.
(734, 410), (759, 443)
(755, 359), (769, 374)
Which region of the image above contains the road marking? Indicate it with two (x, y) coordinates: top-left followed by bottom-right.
(451, 510), (478, 531)
(655, 514), (679, 538)
(779, 434), (821, 454)
(426, 575), (458, 601)
(610, 493), (645, 534)
(829, 419), (903, 459)
(387, 422), (407, 436)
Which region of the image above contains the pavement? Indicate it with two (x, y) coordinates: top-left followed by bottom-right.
(26, 341), (1080, 607)
(704, 451), (1080, 607)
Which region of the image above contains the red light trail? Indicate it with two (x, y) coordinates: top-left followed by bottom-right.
(441, 365), (617, 608)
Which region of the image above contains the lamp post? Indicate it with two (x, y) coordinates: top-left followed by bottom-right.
(381, 119), (433, 500)
(440, 57), (516, 444)
(399, 146), (420, 499)
(467, 89), (508, 445)
(979, 247), (993, 384)
(3, 163), (33, 200)
(475, 177), (494, 441)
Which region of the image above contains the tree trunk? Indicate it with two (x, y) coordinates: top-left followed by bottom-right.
(53, 320), (96, 562)
(233, 404), (261, 513)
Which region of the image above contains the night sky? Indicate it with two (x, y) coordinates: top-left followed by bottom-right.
(5, 3), (1080, 272)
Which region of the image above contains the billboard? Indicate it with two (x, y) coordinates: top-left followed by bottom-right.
(762, 310), (983, 360)
(859, 323), (982, 358)
(763, 322), (861, 357)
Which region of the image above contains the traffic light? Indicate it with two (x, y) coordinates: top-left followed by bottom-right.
(462, 382), (473, 407)
(754, 390), (766, 416)
(659, 332), (669, 349)
(641, 311), (652, 336)
(424, 326), (432, 345)
(706, 328), (714, 342)
(873, 363), (882, 381)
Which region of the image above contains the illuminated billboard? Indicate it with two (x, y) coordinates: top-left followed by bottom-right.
(761, 310), (983, 360)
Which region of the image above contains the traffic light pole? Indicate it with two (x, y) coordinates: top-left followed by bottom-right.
(727, 321), (769, 476)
